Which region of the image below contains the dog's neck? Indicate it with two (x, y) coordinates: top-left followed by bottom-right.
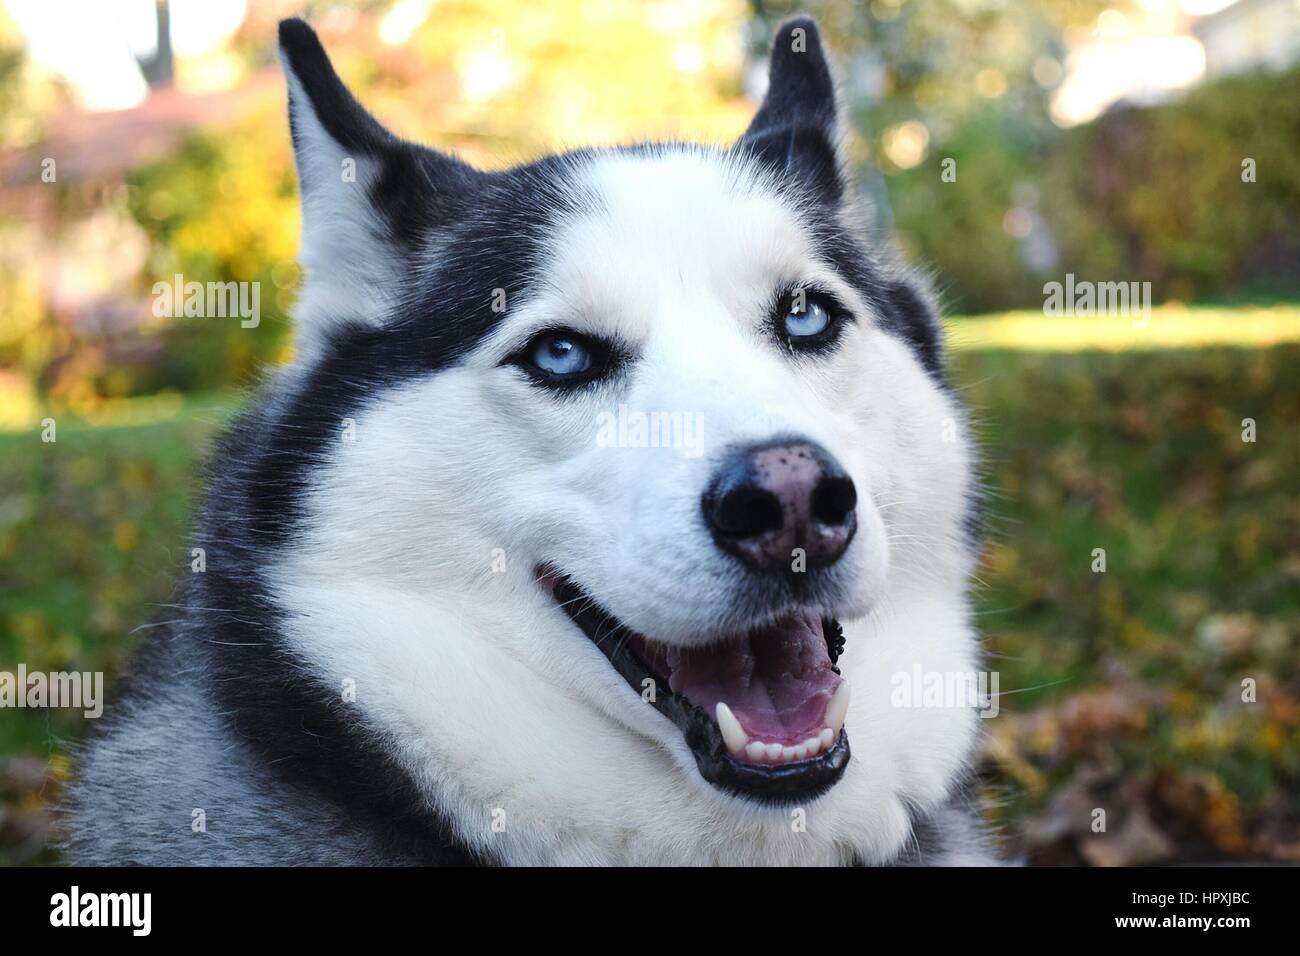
(262, 563), (980, 866)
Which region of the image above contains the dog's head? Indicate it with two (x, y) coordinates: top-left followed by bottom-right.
(268, 18), (978, 835)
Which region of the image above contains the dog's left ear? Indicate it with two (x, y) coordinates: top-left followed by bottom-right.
(736, 17), (843, 204)
(279, 18), (478, 332)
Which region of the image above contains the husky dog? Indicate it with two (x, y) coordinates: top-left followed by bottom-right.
(67, 17), (995, 865)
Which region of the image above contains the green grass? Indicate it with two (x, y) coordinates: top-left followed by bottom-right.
(953, 345), (1300, 863)
(0, 395), (239, 864)
(2, 344), (1297, 864)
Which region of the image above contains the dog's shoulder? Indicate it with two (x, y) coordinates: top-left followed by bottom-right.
(62, 624), (444, 866)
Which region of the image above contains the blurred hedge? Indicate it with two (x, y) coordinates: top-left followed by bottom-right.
(889, 66), (1300, 314)
(121, 109), (301, 394)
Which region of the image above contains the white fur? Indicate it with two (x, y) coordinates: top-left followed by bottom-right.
(272, 148), (981, 865)
(282, 69), (398, 361)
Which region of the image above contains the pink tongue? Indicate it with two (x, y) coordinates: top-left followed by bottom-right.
(665, 611), (840, 744)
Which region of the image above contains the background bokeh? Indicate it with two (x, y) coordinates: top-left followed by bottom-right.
(1, 0), (1297, 865)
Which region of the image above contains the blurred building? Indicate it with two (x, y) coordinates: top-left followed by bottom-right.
(1193, 0), (1300, 77)
(1051, 0), (1300, 126)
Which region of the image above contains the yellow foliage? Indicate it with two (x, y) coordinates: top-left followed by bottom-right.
(397, 0), (752, 157)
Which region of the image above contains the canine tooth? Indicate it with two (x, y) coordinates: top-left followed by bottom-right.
(819, 727), (834, 749)
(746, 741), (767, 761)
(765, 742), (783, 761)
(715, 702), (748, 755)
(826, 681), (851, 734)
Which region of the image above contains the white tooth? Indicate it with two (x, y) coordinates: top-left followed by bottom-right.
(819, 727), (834, 749)
(715, 701), (748, 755)
(826, 680), (851, 734)
(804, 735), (822, 757)
(765, 742), (783, 761)
(782, 745), (799, 762)
(793, 744), (809, 761)
(746, 740), (767, 761)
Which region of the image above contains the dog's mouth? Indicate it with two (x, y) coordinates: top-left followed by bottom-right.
(544, 570), (851, 803)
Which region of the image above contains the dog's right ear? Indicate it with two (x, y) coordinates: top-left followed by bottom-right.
(278, 19), (476, 332)
(736, 17), (844, 207)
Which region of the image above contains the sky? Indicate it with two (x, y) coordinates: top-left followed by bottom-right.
(6, 0), (249, 110)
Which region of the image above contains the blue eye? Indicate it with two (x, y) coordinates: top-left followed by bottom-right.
(516, 329), (616, 387)
(785, 300), (831, 338)
(532, 334), (591, 376)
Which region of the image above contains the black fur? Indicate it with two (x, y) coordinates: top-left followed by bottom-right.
(745, 17), (837, 135)
(738, 18), (845, 209)
(280, 17), (478, 247)
(279, 18), (395, 156)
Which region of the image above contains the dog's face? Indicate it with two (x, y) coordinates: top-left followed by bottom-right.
(268, 19), (979, 860)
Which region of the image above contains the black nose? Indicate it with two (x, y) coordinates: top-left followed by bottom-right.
(702, 439), (857, 573)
